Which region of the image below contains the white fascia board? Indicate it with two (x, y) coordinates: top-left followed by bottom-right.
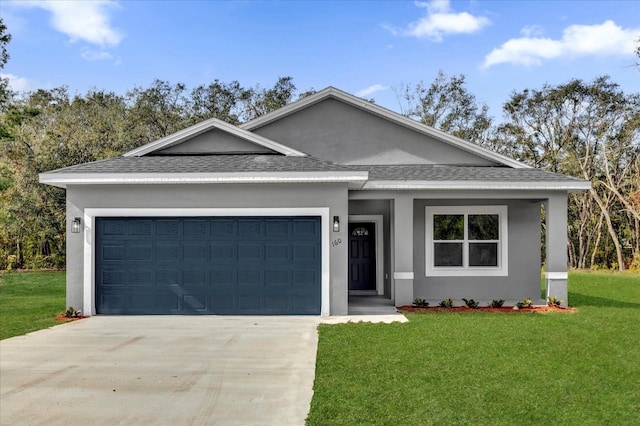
(362, 180), (592, 191)
(242, 87), (530, 169)
(124, 117), (307, 157)
(39, 171), (369, 188)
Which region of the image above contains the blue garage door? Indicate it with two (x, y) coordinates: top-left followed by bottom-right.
(96, 216), (321, 315)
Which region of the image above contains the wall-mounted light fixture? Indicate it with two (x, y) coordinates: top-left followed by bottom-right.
(333, 216), (340, 232)
(71, 217), (82, 233)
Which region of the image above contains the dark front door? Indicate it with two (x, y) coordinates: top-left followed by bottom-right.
(348, 222), (376, 291)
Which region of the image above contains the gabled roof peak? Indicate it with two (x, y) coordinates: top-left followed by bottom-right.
(241, 87), (530, 169)
(124, 117), (307, 158)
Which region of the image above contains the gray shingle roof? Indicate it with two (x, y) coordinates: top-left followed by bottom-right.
(355, 165), (586, 183)
(45, 155), (354, 174)
(41, 154), (589, 191)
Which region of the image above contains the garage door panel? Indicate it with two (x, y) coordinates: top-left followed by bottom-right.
(265, 244), (289, 261)
(293, 244), (318, 260)
(101, 269), (125, 286)
(183, 243), (208, 261)
(103, 220), (126, 235)
(292, 295), (319, 312)
(183, 219), (208, 237)
(211, 221), (235, 238)
(293, 220), (318, 237)
(156, 269), (180, 285)
(156, 243), (181, 261)
(182, 294), (207, 312)
(102, 244), (127, 260)
(238, 220), (263, 236)
(183, 269), (207, 286)
(237, 270), (262, 287)
(238, 244), (262, 260)
(96, 216), (321, 315)
(127, 244), (153, 261)
(265, 270), (289, 287)
(211, 269), (235, 286)
(156, 220), (180, 236)
(128, 220), (153, 236)
(293, 270), (317, 286)
(128, 269), (154, 286)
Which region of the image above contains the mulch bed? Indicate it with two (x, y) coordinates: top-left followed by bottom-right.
(55, 314), (89, 322)
(397, 305), (577, 313)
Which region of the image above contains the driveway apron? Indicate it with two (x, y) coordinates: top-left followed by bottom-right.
(0, 316), (319, 425)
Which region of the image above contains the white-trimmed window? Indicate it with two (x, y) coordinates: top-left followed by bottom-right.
(425, 206), (508, 277)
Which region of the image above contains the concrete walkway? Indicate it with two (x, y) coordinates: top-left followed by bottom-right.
(0, 316), (319, 426)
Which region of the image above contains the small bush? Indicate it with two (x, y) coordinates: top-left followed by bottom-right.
(489, 299), (505, 308)
(439, 298), (455, 308)
(547, 297), (563, 307)
(516, 298), (533, 309)
(413, 298), (429, 308)
(64, 307), (82, 318)
(462, 298), (480, 309)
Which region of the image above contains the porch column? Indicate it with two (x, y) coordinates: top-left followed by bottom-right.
(546, 192), (568, 305)
(393, 195), (414, 306)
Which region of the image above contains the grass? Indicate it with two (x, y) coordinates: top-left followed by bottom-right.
(0, 271), (66, 340)
(307, 271), (640, 425)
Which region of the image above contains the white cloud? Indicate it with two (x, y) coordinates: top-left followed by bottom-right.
(396, 0), (490, 42)
(520, 25), (545, 38)
(80, 48), (113, 61)
(15, 0), (123, 47)
(483, 20), (640, 68)
(1, 73), (31, 92)
(356, 84), (388, 98)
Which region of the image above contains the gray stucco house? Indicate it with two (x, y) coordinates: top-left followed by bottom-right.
(40, 87), (590, 316)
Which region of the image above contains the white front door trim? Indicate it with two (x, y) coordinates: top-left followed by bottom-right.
(348, 215), (384, 295)
(83, 207), (331, 316)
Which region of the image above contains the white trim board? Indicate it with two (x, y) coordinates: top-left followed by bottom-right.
(363, 180), (591, 191)
(349, 215), (384, 296)
(545, 272), (568, 280)
(40, 171), (369, 189)
(83, 207), (331, 316)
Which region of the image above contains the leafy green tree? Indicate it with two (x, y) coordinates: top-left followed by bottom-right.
(240, 76), (296, 122)
(498, 76), (640, 270)
(0, 18), (11, 109)
(189, 79), (246, 125)
(395, 71), (493, 145)
(126, 80), (190, 143)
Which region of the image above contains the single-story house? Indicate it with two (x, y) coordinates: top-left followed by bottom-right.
(40, 87), (590, 316)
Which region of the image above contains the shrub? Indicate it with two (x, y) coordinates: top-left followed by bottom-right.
(547, 297), (563, 307)
(64, 307), (82, 318)
(489, 299), (505, 308)
(462, 298), (480, 309)
(439, 298), (455, 308)
(516, 298), (533, 309)
(413, 298), (429, 308)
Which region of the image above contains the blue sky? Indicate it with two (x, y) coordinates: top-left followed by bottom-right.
(2, 0), (639, 117)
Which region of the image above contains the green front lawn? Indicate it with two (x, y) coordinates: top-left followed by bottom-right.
(308, 271), (640, 425)
(0, 271), (66, 340)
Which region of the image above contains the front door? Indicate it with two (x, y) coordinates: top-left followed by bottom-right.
(348, 222), (376, 291)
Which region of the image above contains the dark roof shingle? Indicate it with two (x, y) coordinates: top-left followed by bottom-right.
(46, 155), (353, 174)
(354, 165), (586, 183)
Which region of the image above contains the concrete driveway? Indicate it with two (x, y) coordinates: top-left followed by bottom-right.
(0, 316), (319, 425)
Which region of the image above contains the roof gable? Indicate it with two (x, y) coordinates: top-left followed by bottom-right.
(124, 117), (306, 157)
(242, 87), (530, 169)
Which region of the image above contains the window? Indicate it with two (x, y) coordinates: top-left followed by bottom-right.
(426, 206), (508, 277)
(351, 227), (369, 236)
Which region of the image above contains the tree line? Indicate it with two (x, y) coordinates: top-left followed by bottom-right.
(1, 21), (638, 271)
